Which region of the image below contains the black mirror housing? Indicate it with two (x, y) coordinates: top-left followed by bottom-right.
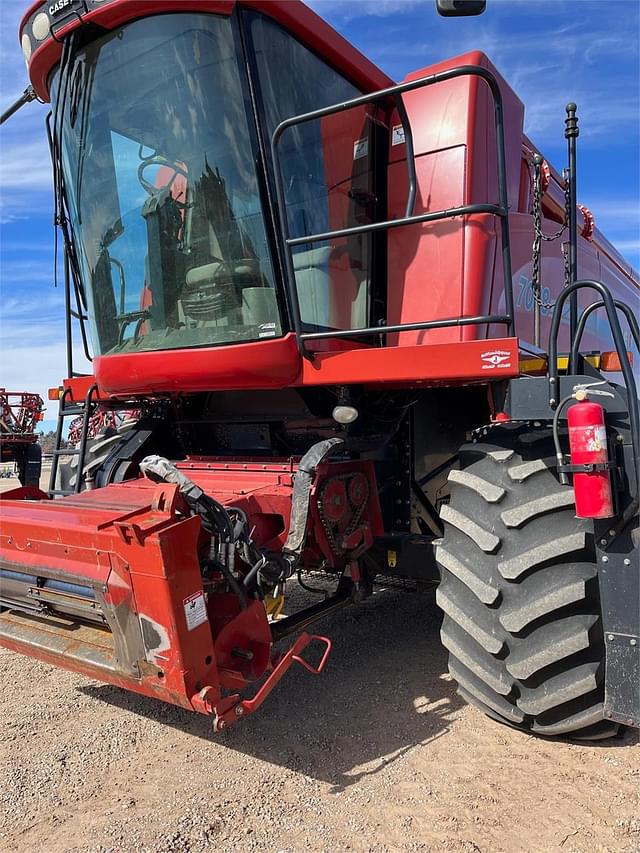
(436, 0), (486, 16)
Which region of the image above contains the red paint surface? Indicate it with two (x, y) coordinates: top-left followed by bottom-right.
(567, 400), (614, 519)
(18, 2), (639, 399)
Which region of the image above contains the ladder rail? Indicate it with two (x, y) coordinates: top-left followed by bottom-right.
(47, 383), (99, 497)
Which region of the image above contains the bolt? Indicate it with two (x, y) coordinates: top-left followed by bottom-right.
(624, 558), (631, 566)
(549, 398), (556, 406)
(628, 719), (635, 726)
(605, 710), (613, 719)
(235, 705), (244, 716)
(602, 556), (608, 563)
(600, 538), (608, 546)
(607, 634), (615, 641)
(616, 434), (624, 443)
(395, 519), (403, 525)
(609, 529), (616, 537)
(631, 639), (637, 647)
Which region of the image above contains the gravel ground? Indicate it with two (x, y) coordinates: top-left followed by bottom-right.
(1, 473), (638, 852)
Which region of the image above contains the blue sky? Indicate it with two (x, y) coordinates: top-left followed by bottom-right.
(1, 0), (639, 430)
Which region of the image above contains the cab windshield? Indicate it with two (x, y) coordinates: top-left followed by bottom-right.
(54, 13), (280, 356)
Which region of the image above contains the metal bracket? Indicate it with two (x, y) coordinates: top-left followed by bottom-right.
(209, 633), (332, 731)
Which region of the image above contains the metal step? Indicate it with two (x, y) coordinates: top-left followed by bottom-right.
(51, 448), (80, 456)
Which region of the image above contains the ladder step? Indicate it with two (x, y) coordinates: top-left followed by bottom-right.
(60, 406), (85, 416)
(52, 448), (80, 456)
(48, 489), (76, 497)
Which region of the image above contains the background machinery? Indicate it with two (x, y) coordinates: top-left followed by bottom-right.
(0, 390), (44, 486)
(0, 0), (638, 740)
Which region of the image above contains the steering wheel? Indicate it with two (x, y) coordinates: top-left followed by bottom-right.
(137, 153), (190, 209)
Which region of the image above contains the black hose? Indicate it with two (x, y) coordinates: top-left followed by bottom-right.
(552, 394), (575, 485)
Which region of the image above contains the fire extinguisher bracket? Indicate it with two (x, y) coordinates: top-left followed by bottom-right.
(557, 460), (618, 475)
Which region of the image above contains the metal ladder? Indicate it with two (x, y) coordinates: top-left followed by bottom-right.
(48, 384), (98, 497)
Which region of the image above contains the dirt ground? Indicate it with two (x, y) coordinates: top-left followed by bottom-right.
(0, 471), (638, 853)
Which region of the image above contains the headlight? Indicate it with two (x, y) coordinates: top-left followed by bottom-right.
(332, 406), (359, 425)
(32, 12), (51, 42)
(21, 33), (32, 62)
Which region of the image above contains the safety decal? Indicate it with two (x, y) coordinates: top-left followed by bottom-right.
(391, 125), (405, 146)
(353, 138), (369, 160)
(183, 591), (208, 631)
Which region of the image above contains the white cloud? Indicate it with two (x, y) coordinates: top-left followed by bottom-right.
(613, 239), (640, 254)
(0, 337), (91, 417)
(307, 0), (423, 21)
(0, 139), (53, 191)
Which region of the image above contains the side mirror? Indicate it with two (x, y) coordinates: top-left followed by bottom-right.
(436, 0), (486, 16)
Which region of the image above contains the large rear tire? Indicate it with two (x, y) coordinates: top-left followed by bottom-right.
(16, 443), (42, 487)
(435, 423), (617, 740)
(57, 420), (136, 493)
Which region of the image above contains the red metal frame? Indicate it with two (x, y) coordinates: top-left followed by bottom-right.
(0, 390), (44, 445)
(0, 454), (380, 724)
(8, 0), (638, 731)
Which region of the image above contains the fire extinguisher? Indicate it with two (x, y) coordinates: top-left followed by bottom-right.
(564, 391), (615, 519)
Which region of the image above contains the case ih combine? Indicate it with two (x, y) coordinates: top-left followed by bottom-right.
(0, 390), (44, 486)
(1, 0), (638, 740)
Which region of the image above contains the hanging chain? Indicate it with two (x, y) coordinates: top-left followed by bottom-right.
(531, 155), (570, 311)
(560, 169), (572, 289)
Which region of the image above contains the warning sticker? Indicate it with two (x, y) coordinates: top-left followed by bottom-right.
(392, 125), (405, 146)
(353, 137), (369, 160)
(183, 591), (208, 631)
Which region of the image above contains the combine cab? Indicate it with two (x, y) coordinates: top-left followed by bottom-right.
(1, 0), (638, 740)
(0, 390), (44, 486)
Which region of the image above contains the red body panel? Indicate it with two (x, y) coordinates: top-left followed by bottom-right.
(20, 0), (392, 102)
(19, 1), (639, 400)
(0, 455), (382, 719)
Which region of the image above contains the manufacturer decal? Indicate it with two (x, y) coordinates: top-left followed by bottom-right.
(183, 591), (208, 631)
(481, 349), (512, 370)
(258, 322), (277, 338)
(49, 0), (74, 16)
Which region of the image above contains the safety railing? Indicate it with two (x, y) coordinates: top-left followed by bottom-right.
(548, 280), (639, 491)
(270, 65), (515, 359)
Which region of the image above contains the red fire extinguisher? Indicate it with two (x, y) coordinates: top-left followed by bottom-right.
(567, 395), (615, 519)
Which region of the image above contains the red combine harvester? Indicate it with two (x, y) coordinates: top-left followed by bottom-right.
(0, 390), (44, 486)
(1, 0), (638, 740)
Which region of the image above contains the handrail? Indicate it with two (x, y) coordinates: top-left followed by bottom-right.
(548, 280), (639, 490)
(270, 64), (515, 359)
(569, 299), (640, 374)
